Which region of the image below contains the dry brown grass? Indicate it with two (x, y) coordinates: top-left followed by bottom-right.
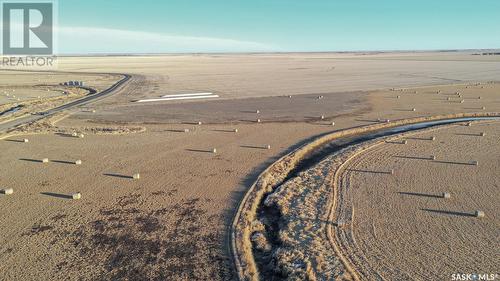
(231, 112), (500, 281)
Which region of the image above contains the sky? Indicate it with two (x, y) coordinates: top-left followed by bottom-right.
(55, 0), (500, 54)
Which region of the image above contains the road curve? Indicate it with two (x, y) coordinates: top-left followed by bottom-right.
(0, 73), (131, 133)
(230, 112), (500, 281)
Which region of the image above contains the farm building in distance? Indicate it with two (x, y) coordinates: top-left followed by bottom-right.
(61, 81), (85, 87)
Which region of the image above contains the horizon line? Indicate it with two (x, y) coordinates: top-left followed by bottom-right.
(54, 48), (500, 57)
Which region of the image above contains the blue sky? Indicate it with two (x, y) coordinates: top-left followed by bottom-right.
(57, 0), (500, 54)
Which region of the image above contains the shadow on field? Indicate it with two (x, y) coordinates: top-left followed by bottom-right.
(51, 160), (76, 165)
(19, 158), (44, 163)
(421, 208), (476, 217)
(240, 145), (268, 150)
(393, 155), (432, 161)
(433, 160), (475, 166)
(185, 148), (214, 154)
(5, 139), (25, 143)
(103, 173), (133, 179)
(455, 133), (482, 137)
(40, 192), (73, 199)
(385, 140), (406, 144)
(398, 192), (442, 198)
(406, 136), (433, 141)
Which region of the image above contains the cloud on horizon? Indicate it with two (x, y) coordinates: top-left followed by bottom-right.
(57, 26), (278, 54)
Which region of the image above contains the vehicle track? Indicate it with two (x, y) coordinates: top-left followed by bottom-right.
(231, 113), (500, 281)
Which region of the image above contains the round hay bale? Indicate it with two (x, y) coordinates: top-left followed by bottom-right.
(183, 129), (190, 133)
(233, 129), (239, 133)
(331, 122), (335, 126)
(1, 188), (14, 195)
(480, 132), (486, 137)
(72, 193), (82, 200)
(430, 155), (436, 161)
(133, 173), (141, 180)
(212, 148), (217, 154)
(256, 119), (261, 123)
(442, 192), (451, 199)
(475, 210), (485, 218)
(197, 121), (203, 125)
(23, 139), (29, 143)
(412, 108), (416, 112)
(266, 145), (271, 150)
(42, 158), (49, 163)
(75, 160), (82, 165)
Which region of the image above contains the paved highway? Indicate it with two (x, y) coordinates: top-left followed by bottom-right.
(0, 73), (131, 133)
